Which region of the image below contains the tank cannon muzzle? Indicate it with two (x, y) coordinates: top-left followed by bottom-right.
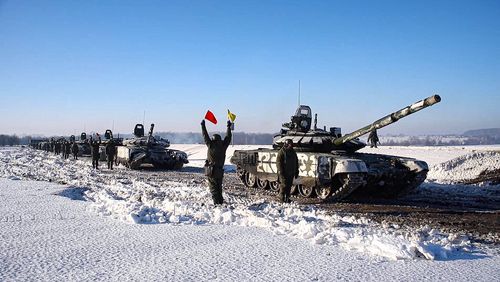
(333, 95), (441, 146)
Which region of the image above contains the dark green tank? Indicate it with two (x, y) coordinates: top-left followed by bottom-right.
(115, 124), (188, 170)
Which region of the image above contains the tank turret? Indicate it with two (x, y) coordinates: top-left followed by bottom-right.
(273, 95), (441, 152)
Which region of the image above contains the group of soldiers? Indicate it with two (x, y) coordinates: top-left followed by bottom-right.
(88, 137), (117, 170)
(32, 137), (117, 170)
(34, 138), (80, 160)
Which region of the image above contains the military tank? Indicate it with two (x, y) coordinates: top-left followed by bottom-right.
(75, 132), (91, 156)
(116, 123), (189, 170)
(230, 95), (441, 201)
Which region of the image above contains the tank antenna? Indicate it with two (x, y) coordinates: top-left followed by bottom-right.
(143, 110), (146, 125)
(298, 80), (301, 106)
(112, 120), (114, 131)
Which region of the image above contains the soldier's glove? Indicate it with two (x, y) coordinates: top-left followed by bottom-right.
(201, 119), (205, 126)
(227, 120), (232, 128)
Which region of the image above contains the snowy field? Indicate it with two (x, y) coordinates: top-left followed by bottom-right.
(1, 145), (500, 281)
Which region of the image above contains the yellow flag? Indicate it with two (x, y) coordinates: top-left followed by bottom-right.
(227, 109), (236, 122)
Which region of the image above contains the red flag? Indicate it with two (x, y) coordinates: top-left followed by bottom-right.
(204, 110), (218, 124)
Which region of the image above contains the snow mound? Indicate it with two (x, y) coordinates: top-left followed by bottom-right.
(428, 151), (500, 183)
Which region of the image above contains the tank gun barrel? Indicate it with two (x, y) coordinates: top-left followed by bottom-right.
(333, 95), (441, 146)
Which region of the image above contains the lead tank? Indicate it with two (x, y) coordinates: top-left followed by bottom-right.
(116, 123), (188, 170)
(230, 95), (441, 201)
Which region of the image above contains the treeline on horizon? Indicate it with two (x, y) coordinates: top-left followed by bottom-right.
(2, 132), (500, 146)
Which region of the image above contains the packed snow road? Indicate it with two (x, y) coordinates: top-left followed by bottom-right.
(0, 145), (498, 260)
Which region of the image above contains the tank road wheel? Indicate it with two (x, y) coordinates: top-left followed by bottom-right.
(244, 172), (257, 188)
(269, 181), (280, 192)
(237, 169), (245, 180)
(298, 185), (315, 198)
(257, 178), (269, 189)
(315, 186), (332, 200)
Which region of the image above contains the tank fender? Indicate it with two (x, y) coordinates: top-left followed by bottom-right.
(332, 159), (368, 175)
(116, 146), (130, 159)
(400, 160), (428, 172)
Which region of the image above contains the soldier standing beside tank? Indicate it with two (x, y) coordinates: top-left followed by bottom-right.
(201, 119), (232, 205)
(367, 129), (380, 148)
(90, 136), (101, 169)
(71, 142), (79, 160)
(277, 139), (299, 203)
(105, 140), (116, 170)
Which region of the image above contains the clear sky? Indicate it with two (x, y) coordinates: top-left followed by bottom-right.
(1, 0), (499, 136)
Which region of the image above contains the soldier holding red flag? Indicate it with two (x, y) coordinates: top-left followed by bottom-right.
(201, 110), (233, 205)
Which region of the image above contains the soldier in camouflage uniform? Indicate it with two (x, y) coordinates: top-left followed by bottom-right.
(367, 129), (379, 148)
(71, 142), (79, 160)
(105, 140), (116, 170)
(65, 141), (71, 159)
(90, 136), (101, 169)
(276, 139), (299, 203)
(201, 119), (232, 205)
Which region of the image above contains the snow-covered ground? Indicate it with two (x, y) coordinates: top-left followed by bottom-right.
(1, 145), (500, 281)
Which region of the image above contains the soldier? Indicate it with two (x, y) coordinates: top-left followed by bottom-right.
(201, 119), (232, 205)
(71, 142), (79, 160)
(50, 139), (55, 153)
(90, 136), (101, 169)
(61, 141), (66, 158)
(55, 140), (61, 155)
(105, 140), (116, 170)
(65, 141), (71, 159)
(367, 129), (379, 148)
(276, 139), (299, 203)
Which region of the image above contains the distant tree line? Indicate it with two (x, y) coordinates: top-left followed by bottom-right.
(0, 135), (32, 146)
(379, 135), (500, 146)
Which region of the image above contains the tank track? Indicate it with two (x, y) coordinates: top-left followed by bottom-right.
(329, 173), (366, 201)
(237, 169), (367, 202)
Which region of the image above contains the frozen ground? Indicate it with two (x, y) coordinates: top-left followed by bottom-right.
(1, 145), (500, 280)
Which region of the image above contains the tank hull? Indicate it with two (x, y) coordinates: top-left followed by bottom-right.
(116, 145), (188, 170)
(230, 148), (428, 201)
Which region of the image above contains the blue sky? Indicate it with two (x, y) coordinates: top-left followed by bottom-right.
(0, 0), (499, 136)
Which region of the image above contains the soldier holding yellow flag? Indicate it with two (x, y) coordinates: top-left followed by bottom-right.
(201, 110), (234, 205)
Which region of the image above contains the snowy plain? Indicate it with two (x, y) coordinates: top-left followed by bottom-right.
(1, 145), (499, 281)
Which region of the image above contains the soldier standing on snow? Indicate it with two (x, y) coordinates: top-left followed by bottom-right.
(90, 136), (101, 169)
(65, 141), (71, 159)
(276, 139), (299, 203)
(55, 141), (61, 155)
(201, 119), (232, 205)
(105, 140), (116, 170)
(71, 142), (79, 160)
(61, 141), (66, 159)
(367, 129), (380, 148)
